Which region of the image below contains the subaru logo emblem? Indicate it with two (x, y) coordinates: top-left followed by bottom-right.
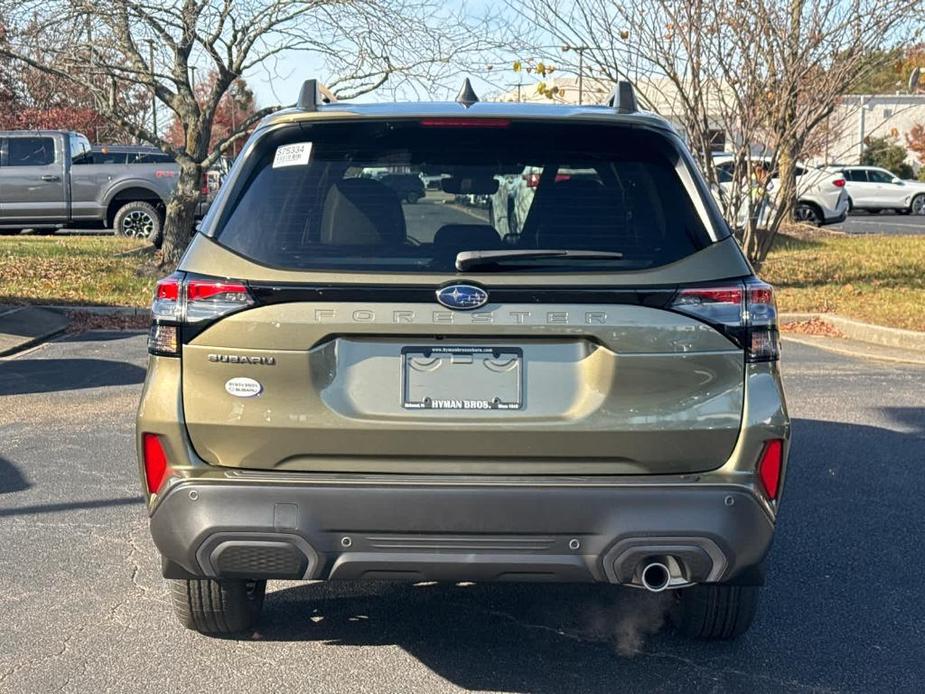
(436, 284), (488, 310)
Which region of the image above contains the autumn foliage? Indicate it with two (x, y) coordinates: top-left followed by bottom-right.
(165, 73), (256, 157)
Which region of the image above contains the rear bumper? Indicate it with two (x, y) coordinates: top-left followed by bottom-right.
(150, 477), (775, 587)
(819, 192), (849, 225)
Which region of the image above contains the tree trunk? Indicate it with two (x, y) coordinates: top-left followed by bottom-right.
(160, 162), (202, 268)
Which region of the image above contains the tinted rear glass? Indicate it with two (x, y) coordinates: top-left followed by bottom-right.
(215, 121), (712, 272)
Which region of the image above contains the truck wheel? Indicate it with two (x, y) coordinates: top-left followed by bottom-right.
(113, 201), (162, 246)
(169, 578), (266, 636)
(674, 584), (760, 640)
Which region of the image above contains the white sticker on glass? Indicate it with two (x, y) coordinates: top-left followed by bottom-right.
(273, 142), (313, 168)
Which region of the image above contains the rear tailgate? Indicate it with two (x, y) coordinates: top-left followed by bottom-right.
(180, 276), (747, 475)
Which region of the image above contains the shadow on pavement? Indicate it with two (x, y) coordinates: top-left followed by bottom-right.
(0, 456), (30, 495)
(0, 495), (143, 518)
(249, 415), (925, 692)
(0, 358), (145, 396)
(60, 330), (146, 343)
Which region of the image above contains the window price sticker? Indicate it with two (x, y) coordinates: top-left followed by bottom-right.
(273, 142), (313, 168)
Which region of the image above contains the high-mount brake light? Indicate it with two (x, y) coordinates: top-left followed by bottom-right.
(419, 118), (511, 128)
(147, 274), (254, 356)
(671, 281), (779, 362)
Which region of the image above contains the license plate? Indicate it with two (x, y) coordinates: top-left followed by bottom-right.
(402, 346), (523, 410)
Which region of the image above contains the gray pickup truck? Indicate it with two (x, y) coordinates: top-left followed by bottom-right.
(0, 130), (208, 244)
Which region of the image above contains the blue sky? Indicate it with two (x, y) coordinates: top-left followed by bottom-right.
(243, 0), (512, 108)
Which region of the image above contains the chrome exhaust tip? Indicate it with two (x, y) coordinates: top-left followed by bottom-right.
(640, 561), (672, 592)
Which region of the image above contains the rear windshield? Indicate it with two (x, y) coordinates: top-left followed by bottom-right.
(215, 120), (713, 272)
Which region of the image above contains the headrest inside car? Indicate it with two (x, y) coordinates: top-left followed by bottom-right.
(319, 178), (406, 246)
(441, 175), (498, 195)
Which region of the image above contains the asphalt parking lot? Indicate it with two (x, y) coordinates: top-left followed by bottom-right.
(1, 333), (923, 693)
(832, 212), (925, 235)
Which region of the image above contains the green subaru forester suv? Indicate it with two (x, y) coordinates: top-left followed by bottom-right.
(137, 80), (790, 640)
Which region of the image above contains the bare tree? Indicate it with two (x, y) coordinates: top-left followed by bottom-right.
(0, 0), (488, 265)
(510, 0), (922, 267)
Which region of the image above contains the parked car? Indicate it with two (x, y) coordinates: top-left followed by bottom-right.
(0, 130), (210, 243)
(713, 155), (848, 226)
(138, 79), (789, 641)
(379, 172), (426, 203)
(490, 166), (601, 237)
(824, 165), (925, 214)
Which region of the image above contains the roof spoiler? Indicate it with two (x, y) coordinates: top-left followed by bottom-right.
(607, 80), (638, 114)
(296, 79), (336, 111)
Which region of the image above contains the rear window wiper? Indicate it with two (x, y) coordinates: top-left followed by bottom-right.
(455, 249), (624, 271)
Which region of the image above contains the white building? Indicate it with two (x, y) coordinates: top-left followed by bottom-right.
(816, 94), (925, 168)
(496, 77), (925, 170)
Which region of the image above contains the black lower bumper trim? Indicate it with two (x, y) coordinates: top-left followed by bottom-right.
(150, 480), (774, 585)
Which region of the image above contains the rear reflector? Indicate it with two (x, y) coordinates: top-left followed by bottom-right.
(758, 439), (784, 500)
(142, 433), (170, 495)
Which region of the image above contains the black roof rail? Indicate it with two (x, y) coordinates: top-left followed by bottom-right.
(297, 79), (334, 111)
(607, 80), (638, 114)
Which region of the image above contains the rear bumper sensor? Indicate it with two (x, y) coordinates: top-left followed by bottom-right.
(150, 480), (774, 586)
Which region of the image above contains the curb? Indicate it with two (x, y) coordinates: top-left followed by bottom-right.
(781, 334), (925, 366)
(780, 312), (925, 350)
(48, 305), (151, 318)
(0, 306), (70, 358)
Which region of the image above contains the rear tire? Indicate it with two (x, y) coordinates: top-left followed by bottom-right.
(674, 584), (760, 640)
(169, 578), (266, 636)
(113, 200), (163, 246)
(910, 194), (925, 215)
(793, 202), (823, 226)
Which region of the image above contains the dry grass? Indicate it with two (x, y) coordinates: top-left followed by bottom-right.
(2, 232), (924, 332)
(0, 236), (158, 307)
(762, 233), (925, 332)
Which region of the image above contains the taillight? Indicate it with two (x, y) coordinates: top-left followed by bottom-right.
(745, 281), (779, 361)
(757, 439), (784, 500)
(672, 286), (745, 325)
(833, 178), (846, 188)
(523, 172), (572, 188)
(142, 433), (171, 495)
(147, 273), (254, 356)
(152, 273), (181, 319)
(671, 280), (779, 362)
(185, 279), (250, 322)
(200, 172), (210, 195)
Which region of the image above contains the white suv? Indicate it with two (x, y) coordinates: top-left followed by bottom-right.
(826, 166), (925, 215)
(713, 155), (848, 227)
